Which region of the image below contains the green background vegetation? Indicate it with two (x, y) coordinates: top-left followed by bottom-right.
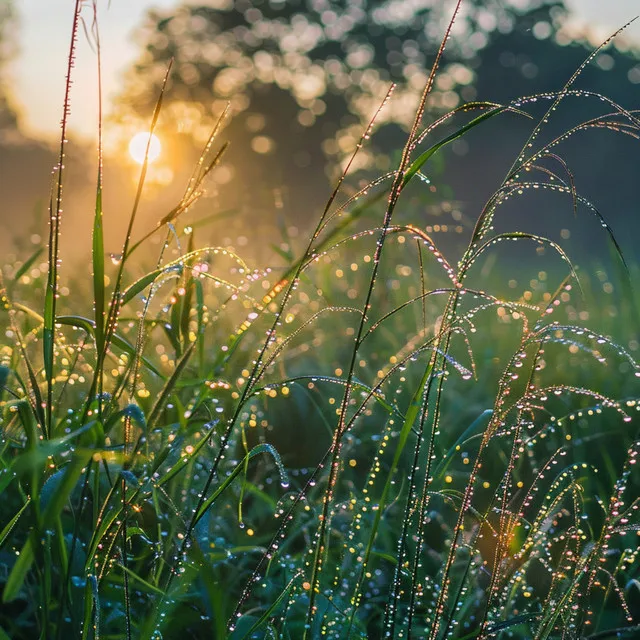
(0, 1), (639, 638)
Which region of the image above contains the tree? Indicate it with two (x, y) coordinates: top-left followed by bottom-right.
(0, 0), (18, 131)
(116, 0), (563, 220)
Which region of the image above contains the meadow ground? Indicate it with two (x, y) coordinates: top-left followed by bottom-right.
(0, 3), (639, 639)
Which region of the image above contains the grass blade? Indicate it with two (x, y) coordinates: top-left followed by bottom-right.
(0, 497), (30, 549)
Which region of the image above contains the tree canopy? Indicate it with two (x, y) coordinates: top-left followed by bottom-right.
(119, 0), (563, 161)
(0, 1), (18, 132)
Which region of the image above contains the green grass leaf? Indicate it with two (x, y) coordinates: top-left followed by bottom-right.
(401, 106), (515, 189)
(0, 497), (30, 549)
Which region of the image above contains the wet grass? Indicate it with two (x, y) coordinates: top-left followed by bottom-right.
(1, 2), (640, 639)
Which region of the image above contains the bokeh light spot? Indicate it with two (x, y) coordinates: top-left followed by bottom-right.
(129, 132), (161, 164)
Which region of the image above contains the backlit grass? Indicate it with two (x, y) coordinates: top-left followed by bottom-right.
(0, 2), (639, 639)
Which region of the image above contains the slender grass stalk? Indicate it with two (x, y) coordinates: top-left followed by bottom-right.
(43, 0), (83, 439)
(427, 24), (639, 639)
(165, 79), (400, 617)
(91, 1), (105, 413)
(305, 2), (463, 634)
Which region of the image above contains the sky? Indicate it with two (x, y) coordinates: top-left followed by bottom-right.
(9, 0), (640, 142)
(11, 0), (178, 141)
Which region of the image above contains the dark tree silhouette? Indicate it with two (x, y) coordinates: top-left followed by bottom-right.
(0, 0), (19, 132)
(116, 1), (563, 218)
(116, 0), (640, 268)
(123, 0), (563, 123)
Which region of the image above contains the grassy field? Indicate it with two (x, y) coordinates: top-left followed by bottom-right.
(1, 2), (639, 639)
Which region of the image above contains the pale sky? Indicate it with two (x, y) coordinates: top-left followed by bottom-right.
(12, 0), (179, 141)
(9, 0), (640, 142)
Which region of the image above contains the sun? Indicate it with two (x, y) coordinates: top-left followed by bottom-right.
(128, 132), (161, 165)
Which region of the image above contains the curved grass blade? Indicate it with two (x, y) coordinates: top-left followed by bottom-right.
(0, 497), (30, 549)
(233, 574), (300, 640)
(12, 246), (44, 285)
(192, 443), (288, 529)
(2, 447), (92, 602)
(57, 315), (163, 378)
(401, 105), (519, 189)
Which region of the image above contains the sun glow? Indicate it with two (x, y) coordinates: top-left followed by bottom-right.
(128, 132), (161, 164)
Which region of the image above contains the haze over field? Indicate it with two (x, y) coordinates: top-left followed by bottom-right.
(2, 0), (640, 269)
(11, 0), (640, 140)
